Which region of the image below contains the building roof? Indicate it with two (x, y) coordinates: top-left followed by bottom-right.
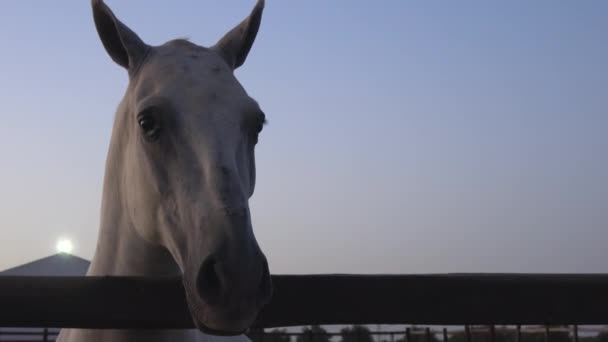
(0, 253), (90, 276)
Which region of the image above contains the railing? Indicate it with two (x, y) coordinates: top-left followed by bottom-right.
(1, 274), (608, 329)
(3, 326), (608, 342)
(0, 328), (58, 342)
(249, 326), (608, 342)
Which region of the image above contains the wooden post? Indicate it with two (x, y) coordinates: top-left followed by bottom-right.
(516, 325), (522, 342)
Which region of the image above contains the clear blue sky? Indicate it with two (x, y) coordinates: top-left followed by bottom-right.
(0, 1), (606, 273)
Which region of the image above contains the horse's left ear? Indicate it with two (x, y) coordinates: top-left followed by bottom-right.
(91, 0), (149, 75)
(213, 0), (265, 70)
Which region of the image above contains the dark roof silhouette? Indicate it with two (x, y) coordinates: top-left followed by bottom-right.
(0, 253), (90, 276)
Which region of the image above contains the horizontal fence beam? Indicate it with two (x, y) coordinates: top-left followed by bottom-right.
(1, 274), (608, 329)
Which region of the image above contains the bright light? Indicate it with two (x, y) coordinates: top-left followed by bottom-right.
(56, 239), (74, 254)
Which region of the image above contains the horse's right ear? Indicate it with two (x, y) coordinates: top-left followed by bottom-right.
(91, 0), (149, 74)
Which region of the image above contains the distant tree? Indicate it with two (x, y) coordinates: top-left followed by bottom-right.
(452, 326), (512, 342)
(597, 327), (608, 342)
(247, 328), (292, 342)
(546, 326), (571, 342)
(264, 329), (293, 342)
(446, 330), (466, 342)
(340, 325), (374, 342)
(519, 326), (569, 342)
(296, 325), (332, 342)
(396, 326), (440, 342)
(447, 325), (570, 342)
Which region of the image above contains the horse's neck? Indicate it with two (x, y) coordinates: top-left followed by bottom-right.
(70, 196), (228, 340)
(87, 125), (179, 277)
(86, 203), (179, 276)
(72, 104), (250, 342)
(77, 174), (250, 342)
(64, 109), (201, 342)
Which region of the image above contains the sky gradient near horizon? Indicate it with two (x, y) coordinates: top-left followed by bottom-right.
(0, 1), (606, 273)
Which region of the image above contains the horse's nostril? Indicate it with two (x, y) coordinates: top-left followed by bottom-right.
(196, 257), (222, 305)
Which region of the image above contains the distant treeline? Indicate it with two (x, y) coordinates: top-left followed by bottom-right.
(250, 325), (608, 342)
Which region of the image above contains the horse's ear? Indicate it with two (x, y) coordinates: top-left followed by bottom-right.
(213, 0), (265, 70)
(91, 0), (149, 73)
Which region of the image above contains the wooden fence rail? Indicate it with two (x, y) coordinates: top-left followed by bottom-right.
(1, 274), (608, 329)
(3, 326), (608, 342)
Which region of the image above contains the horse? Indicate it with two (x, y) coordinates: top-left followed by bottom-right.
(57, 0), (272, 341)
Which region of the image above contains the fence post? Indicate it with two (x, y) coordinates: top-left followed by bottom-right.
(406, 327), (412, 342)
(426, 327), (431, 342)
(465, 325), (471, 342)
(443, 328), (448, 342)
(516, 325), (522, 342)
(490, 325), (495, 342)
(573, 325), (579, 342)
(545, 325), (550, 342)
(43, 328), (49, 342)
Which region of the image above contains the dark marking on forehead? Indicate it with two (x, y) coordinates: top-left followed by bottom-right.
(159, 39), (210, 58)
(167, 38), (203, 49)
(181, 62), (191, 73)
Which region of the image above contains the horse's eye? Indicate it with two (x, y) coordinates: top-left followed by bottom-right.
(138, 116), (160, 141)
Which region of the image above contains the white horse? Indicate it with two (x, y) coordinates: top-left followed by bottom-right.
(57, 0), (272, 341)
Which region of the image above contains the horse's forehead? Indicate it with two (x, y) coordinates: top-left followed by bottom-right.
(136, 40), (236, 94)
(128, 40), (255, 130)
(156, 39), (218, 64)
